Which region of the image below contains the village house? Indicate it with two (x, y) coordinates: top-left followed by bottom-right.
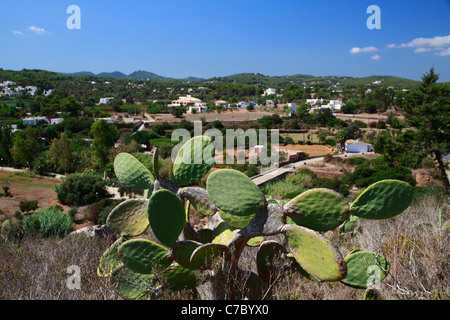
(99, 97), (115, 105)
(263, 88), (276, 96)
(346, 140), (373, 153)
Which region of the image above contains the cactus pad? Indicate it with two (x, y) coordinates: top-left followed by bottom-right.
(171, 240), (203, 269)
(110, 266), (154, 300)
(282, 224), (347, 282)
(190, 243), (228, 269)
(212, 222), (239, 245)
(207, 169), (267, 228)
(364, 288), (384, 300)
(147, 189), (186, 248)
(350, 179), (413, 220)
(114, 153), (154, 190)
(197, 228), (213, 244)
(117, 239), (171, 275)
(162, 263), (198, 290)
(341, 250), (390, 288)
(217, 210), (255, 229)
(284, 188), (349, 231)
(172, 135), (214, 186)
(106, 199), (149, 237)
(256, 240), (286, 283)
(97, 237), (126, 277)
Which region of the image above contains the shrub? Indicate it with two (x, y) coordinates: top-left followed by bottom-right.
(55, 173), (108, 206)
(36, 206), (73, 238)
(22, 213), (41, 237)
(19, 200), (39, 214)
(345, 157), (370, 166)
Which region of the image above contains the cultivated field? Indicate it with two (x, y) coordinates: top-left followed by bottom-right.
(0, 170), (69, 215)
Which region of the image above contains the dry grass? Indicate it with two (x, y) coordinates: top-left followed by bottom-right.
(0, 234), (121, 300)
(0, 193), (448, 300)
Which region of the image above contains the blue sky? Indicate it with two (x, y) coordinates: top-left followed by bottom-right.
(1, 0), (449, 81)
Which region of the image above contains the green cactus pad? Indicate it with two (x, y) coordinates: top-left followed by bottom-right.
(282, 224), (347, 282)
(218, 210), (255, 229)
(171, 240), (203, 269)
(162, 263), (198, 290)
(110, 266), (154, 300)
(114, 153), (154, 190)
(207, 169), (266, 228)
(245, 272), (267, 300)
(147, 189), (186, 248)
(256, 240), (286, 283)
(106, 199), (149, 237)
(284, 188), (349, 231)
(197, 228), (213, 244)
(350, 179), (413, 220)
(190, 243), (228, 269)
(212, 222), (239, 245)
(364, 288), (384, 300)
(172, 136), (214, 186)
(117, 239), (171, 275)
(288, 255), (319, 282)
(341, 250), (390, 288)
(247, 236), (264, 247)
(97, 237), (126, 277)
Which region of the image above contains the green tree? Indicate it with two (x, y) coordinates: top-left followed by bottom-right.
(48, 133), (75, 174)
(403, 68), (450, 194)
(89, 120), (117, 171)
(0, 124), (13, 166)
(10, 126), (42, 169)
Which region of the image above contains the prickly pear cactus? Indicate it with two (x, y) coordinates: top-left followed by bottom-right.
(98, 137), (415, 300)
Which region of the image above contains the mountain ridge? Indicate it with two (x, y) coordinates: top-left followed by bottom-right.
(60, 70), (419, 87)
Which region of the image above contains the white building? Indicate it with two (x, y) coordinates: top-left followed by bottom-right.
(346, 140), (373, 153)
(215, 100), (228, 107)
(187, 105), (207, 114)
(309, 100), (345, 113)
(328, 100), (345, 111)
(171, 95), (203, 107)
(50, 118), (64, 125)
(306, 98), (324, 106)
(237, 102), (251, 109)
(288, 103), (297, 117)
(99, 97), (115, 105)
(23, 116), (50, 126)
(96, 118), (117, 124)
(263, 88), (277, 96)
(43, 89), (54, 96)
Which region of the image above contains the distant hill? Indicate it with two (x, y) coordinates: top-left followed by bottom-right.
(210, 73), (419, 88)
(127, 70), (175, 81)
(1, 68), (420, 89)
(63, 70), (205, 82)
(95, 71), (128, 79)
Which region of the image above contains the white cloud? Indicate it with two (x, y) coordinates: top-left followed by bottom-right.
(12, 30), (24, 37)
(350, 46), (378, 54)
(435, 47), (450, 56)
(400, 35), (450, 48)
(27, 25), (49, 35)
(388, 35), (450, 57)
(414, 47), (432, 53)
(370, 55), (381, 60)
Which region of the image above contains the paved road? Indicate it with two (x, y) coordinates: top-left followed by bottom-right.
(251, 152), (370, 186)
